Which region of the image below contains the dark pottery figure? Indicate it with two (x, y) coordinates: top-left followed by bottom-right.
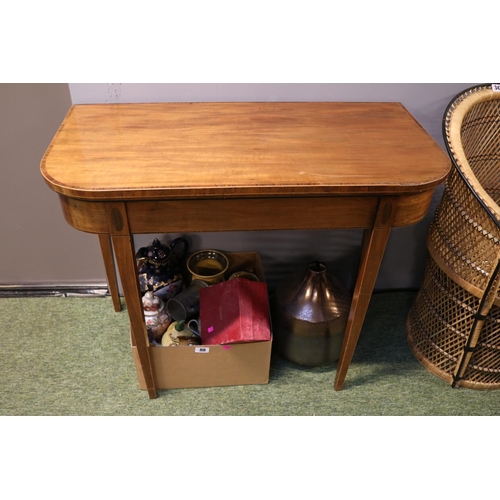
(271, 261), (351, 366)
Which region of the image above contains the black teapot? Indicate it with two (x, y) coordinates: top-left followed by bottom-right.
(136, 237), (189, 300)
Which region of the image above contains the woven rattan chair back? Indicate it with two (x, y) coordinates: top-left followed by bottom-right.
(406, 84), (500, 389)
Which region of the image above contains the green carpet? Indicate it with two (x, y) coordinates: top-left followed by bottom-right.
(1, 291), (500, 416)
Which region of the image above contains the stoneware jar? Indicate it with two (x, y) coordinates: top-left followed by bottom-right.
(271, 261), (351, 366)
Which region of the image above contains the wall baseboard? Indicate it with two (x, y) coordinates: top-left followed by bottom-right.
(0, 284), (110, 298)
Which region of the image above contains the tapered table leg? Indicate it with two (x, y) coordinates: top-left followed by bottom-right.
(112, 232), (157, 399)
(98, 234), (122, 312)
(334, 198), (396, 390)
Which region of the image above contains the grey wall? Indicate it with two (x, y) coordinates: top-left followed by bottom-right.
(0, 84), (106, 286)
(1, 83), (478, 292)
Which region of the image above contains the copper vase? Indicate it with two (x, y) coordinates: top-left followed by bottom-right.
(271, 261), (351, 366)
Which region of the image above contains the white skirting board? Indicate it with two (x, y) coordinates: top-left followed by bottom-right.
(0, 284), (109, 298)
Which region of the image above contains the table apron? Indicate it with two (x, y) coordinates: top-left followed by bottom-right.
(59, 190), (434, 235)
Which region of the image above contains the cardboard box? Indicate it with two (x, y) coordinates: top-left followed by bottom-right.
(131, 252), (272, 390)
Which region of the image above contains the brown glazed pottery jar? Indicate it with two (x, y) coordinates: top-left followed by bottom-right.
(271, 261), (351, 366)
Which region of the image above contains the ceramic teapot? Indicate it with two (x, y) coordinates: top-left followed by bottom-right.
(136, 237), (189, 300)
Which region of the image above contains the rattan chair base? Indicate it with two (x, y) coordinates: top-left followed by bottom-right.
(406, 339), (500, 390)
(407, 306), (500, 390)
(406, 257), (500, 390)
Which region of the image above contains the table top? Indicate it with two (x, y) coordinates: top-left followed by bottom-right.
(41, 102), (450, 201)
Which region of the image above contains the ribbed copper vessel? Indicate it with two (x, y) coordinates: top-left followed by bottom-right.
(271, 261), (351, 366)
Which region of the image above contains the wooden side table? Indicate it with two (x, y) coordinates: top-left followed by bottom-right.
(41, 102), (450, 399)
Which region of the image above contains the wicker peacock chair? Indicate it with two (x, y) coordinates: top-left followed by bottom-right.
(406, 84), (500, 389)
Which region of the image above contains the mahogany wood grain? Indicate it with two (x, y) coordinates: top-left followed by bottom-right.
(59, 190), (435, 235)
(334, 198), (396, 390)
(112, 233), (157, 398)
(41, 102), (452, 397)
(108, 202), (157, 398)
(41, 102), (450, 201)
